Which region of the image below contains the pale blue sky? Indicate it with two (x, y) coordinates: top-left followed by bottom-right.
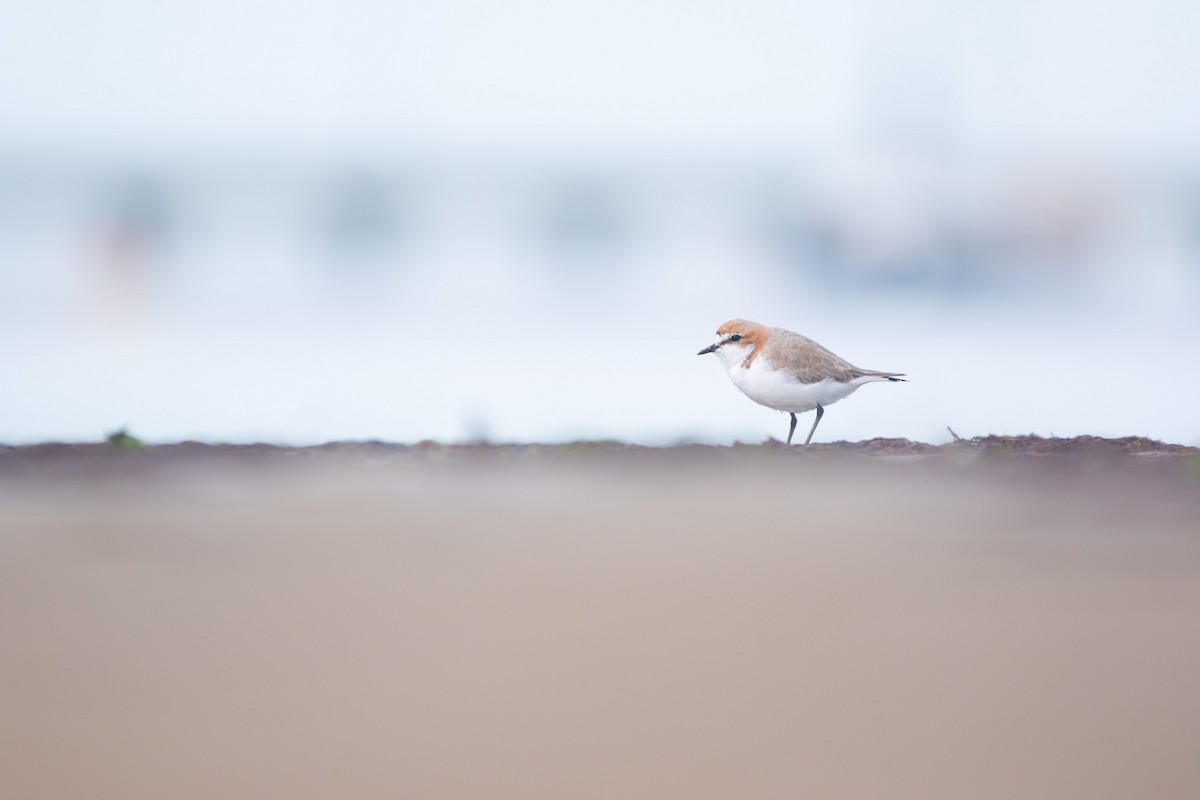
(3, 0), (1200, 158)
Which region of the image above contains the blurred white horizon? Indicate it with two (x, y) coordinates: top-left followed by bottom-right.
(2, 0), (1199, 445)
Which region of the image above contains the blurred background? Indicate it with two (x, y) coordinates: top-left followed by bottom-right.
(2, 0), (1199, 445)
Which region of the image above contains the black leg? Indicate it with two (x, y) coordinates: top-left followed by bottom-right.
(786, 412), (797, 445)
(804, 404), (825, 445)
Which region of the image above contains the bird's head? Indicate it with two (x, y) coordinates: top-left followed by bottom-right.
(697, 319), (767, 368)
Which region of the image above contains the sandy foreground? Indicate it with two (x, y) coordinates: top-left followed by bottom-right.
(2, 438), (1199, 799)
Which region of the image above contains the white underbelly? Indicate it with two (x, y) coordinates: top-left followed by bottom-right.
(728, 363), (863, 412)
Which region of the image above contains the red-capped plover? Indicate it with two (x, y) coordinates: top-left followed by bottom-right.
(698, 319), (906, 445)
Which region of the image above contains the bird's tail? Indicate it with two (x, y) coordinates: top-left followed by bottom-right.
(854, 369), (907, 382)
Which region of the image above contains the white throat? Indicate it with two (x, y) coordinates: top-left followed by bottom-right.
(713, 342), (755, 372)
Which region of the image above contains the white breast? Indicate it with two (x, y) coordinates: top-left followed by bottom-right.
(727, 357), (866, 413)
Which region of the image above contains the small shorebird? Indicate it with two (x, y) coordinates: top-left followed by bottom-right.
(698, 319), (906, 445)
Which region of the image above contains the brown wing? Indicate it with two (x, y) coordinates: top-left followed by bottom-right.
(764, 328), (905, 384)
(761, 330), (855, 383)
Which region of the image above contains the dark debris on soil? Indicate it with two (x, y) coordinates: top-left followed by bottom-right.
(953, 434), (1197, 456)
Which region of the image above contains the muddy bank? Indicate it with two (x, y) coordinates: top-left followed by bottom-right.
(1, 433), (1196, 472)
(2, 435), (1199, 800)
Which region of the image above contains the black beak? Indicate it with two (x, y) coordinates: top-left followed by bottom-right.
(697, 344), (718, 355)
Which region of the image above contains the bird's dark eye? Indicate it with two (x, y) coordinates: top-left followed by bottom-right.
(729, 334), (742, 342)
